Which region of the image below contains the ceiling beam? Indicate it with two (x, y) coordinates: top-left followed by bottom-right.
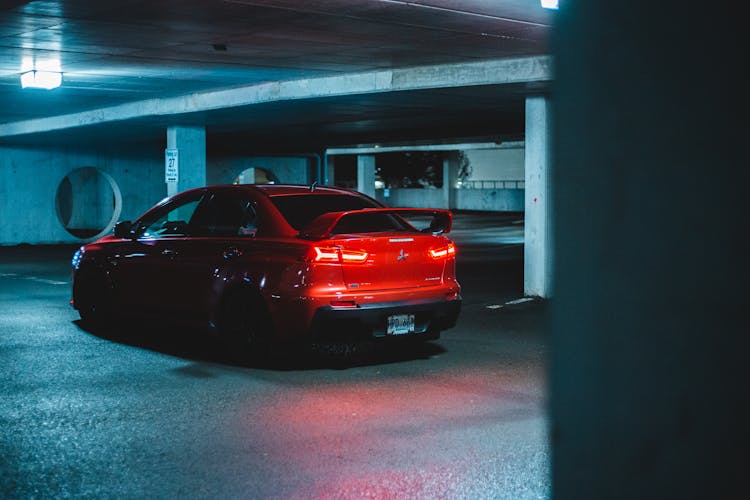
(0, 56), (551, 139)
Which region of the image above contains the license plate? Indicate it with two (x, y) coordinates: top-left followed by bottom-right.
(387, 314), (415, 335)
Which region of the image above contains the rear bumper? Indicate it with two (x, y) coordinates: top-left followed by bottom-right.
(309, 295), (461, 342)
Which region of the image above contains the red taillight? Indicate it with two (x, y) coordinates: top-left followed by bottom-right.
(314, 246), (340, 262)
(429, 243), (456, 260)
(341, 248), (368, 263)
(313, 246), (368, 264)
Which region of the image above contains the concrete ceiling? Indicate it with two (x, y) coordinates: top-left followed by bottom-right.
(0, 0), (552, 149)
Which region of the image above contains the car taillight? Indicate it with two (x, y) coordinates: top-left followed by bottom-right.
(313, 246), (368, 264)
(314, 246), (340, 262)
(428, 243), (456, 260)
(341, 249), (368, 263)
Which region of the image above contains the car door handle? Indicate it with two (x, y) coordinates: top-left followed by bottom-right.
(223, 247), (243, 260)
(161, 249), (178, 257)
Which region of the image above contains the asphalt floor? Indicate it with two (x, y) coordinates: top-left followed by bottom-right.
(0, 212), (549, 499)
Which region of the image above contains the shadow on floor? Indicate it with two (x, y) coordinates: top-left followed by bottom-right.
(74, 319), (446, 371)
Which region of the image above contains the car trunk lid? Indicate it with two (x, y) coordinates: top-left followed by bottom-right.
(333, 233), (449, 291)
(303, 207), (455, 292)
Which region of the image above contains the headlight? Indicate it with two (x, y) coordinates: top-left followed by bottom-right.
(71, 247), (85, 270)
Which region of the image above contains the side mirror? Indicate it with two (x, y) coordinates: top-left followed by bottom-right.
(114, 221), (134, 239)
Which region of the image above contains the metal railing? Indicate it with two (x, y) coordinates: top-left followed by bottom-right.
(333, 180), (526, 190)
(456, 180), (524, 189)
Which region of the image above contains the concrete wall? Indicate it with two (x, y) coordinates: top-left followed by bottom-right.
(0, 144), (521, 245)
(464, 146), (524, 181)
(207, 156), (311, 186)
(62, 167), (114, 233)
(455, 188), (524, 211)
(375, 188), (444, 208)
(0, 145), (164, 245)
(0, 148), (316, 245)
(375, 187), (523, 211)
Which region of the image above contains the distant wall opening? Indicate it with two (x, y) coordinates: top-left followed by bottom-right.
(233, 167), (279, 184)
(55, 167), (122, 240)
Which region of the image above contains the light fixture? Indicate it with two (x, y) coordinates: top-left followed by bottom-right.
(20, 70), (62, 89)
(541, 0), (558, 9)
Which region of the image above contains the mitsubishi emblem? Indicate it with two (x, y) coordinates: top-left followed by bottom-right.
(397, 249), (409, 261)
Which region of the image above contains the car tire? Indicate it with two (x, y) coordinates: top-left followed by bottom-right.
(219, 289), (273, 359)
(73, 267), (112, 327)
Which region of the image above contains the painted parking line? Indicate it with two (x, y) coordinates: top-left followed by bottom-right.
(505, 297), (535, 305)
(485, 297), (537, 310)
(22, 276), (69, 285)
(25, 277), (68, 285)
(0, 273), (68, 285)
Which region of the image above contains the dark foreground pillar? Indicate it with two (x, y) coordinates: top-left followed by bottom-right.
(551, 2), (748, 499)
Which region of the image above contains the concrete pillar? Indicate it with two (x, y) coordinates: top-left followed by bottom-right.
(166, 126), (206, 196)
(552, 3), (747, 500)
(357, 155), (376, 198)
(524, 95), (553, 298)
(325, 154), (335, 186)
(442, 152), (460, 209)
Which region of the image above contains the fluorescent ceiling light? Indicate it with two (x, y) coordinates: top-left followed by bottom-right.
(541, 0), (558, 9)
(21, 70), (62, 89)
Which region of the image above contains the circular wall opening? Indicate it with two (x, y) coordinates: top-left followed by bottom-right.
(55, 167), (122, 240)
(233, 166), (279, 185)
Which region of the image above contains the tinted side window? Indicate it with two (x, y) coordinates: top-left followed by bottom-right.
(137, 195), (204, 239)
(270, 194), (381, 230)
(189, 194), (257, 237)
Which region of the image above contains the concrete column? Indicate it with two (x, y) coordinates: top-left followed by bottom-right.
(357, 155), (376, 198)
(524, 95), (553, 298)
(325, 154), (335, 186)
(166, 125), (206, 196)
(552, 3), (747, 500)
(442, 152), (460, 210)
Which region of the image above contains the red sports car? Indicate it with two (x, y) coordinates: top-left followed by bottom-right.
(71, 184), (461, 352)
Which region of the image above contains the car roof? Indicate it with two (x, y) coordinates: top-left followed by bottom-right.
(254, 184), (359, 197)
(170, 184), (378, 238)
(126, 183), (383, 241)
(189, 184), (361, 198)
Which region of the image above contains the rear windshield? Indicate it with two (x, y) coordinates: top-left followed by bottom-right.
(270, 194), (409, 233)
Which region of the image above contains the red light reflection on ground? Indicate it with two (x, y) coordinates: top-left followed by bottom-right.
(298, 465), (464, 500)
(248, 366), (547, 498)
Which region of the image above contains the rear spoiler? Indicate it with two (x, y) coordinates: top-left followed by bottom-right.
(299, 208), (453, 240)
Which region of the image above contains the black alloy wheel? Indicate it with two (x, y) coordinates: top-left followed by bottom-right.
(73, 267), (112, 327)
(219, 289), (272, 359)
